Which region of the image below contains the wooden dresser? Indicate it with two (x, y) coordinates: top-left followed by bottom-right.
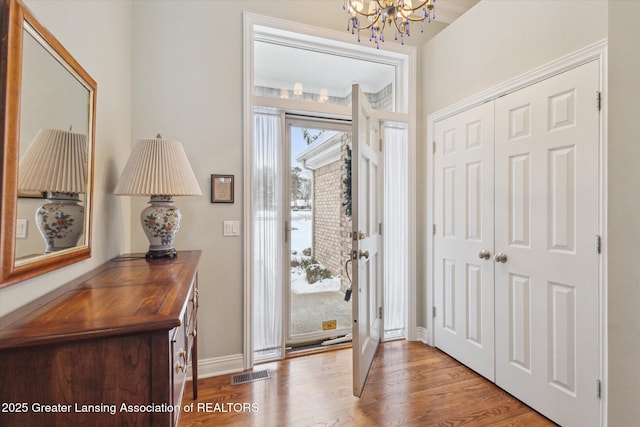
(0, 250), (200, 427)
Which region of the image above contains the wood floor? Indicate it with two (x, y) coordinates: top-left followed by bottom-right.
(180, 340), (556, 427)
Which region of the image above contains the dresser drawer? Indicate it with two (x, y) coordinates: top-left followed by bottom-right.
(186, 282), (198, 364)
(186, 280), (198, 330)
(171, 321), (188, 427)
(187, 279), (197, 320)
(170, 279), (198, 426)
(171, 323), (188, 390)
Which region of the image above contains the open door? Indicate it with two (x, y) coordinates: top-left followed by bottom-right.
(351, 84), (383, 397)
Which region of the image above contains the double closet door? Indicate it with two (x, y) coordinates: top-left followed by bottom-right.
(433, 60), (600, 427)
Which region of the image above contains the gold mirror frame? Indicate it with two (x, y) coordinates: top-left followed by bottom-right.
(0, 0), (96, 287)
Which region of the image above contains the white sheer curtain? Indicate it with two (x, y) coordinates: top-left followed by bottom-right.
(383, 123), (408, 340)
(252, 109), (283, 361)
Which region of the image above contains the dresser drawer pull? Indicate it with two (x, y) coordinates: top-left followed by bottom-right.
(175, 349), (188, 373)
(190, 329), (197, 338)
(190, 292), (198, 307)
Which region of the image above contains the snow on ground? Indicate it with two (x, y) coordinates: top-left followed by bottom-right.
(291, 271), (341, 294)
(290, 209), (341, 295)
(290, 209), (312, 254)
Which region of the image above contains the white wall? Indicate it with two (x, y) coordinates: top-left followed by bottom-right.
(0, 0), (133, 316)
(607, 2), (640, 425)
(422, 0), (608, 114)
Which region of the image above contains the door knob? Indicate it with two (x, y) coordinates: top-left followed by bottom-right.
(359, 250), (369, 259)
(478, 250), (491, 260)
(494, 253), (508, 263)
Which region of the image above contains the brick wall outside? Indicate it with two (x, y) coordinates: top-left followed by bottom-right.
(313, 160), (342, 278)
(370, 83), (393, 111)
(341, 82), (394, 112)
(311, 132), (353, 293)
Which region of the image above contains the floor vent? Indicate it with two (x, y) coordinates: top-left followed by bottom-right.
(230, 369), (270, 385)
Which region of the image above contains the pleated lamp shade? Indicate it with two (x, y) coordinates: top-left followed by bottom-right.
(114, 137), (202, 196)
(115, 136), (201, 259)
(18, 128), (87, 194)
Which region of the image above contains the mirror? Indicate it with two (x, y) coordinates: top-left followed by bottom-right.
(0, 0), (96, 286)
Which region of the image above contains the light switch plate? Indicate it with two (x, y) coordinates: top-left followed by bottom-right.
(223, 220), (240, 237)
(16, 219), (27, 239)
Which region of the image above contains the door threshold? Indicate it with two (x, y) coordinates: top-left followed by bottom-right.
(285, 341), (352, 359)
(321, 333), (352, 345)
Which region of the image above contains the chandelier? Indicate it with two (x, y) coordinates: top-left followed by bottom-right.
(344, 0), (436, 47)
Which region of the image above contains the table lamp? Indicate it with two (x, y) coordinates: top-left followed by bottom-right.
(18, 128), (87, 253)
(114, 135), (201, 259)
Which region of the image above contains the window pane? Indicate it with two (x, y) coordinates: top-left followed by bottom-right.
(289, 126), (352, 340)
(383, 123), (408, 340)
(254, 40), (396, 112)
(253, 110), (283, 362)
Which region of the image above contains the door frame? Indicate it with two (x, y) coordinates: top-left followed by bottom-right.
(426, 39), (608, 426)
(243, 13), (418, 368)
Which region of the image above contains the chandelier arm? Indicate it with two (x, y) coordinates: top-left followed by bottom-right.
(377, 18), (388, 42)
(351, 20), (376, 31)
(346, 0), (378, 18)
(402, 14), (433, 23)
(352, 10), (379, 18)
(368, 0), (384, 13)
(400, 0), (430, 13)
(350, 15), (379, 31)
(392, 16), (408, 35)
(398, 2), (433, 18)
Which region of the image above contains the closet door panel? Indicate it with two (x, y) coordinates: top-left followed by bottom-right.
(433, 101), (495, 380)
(494, 60), (600, 427)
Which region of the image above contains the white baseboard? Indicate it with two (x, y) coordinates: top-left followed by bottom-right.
(187, 353), (245, 379)
(416, 326), (429, 345)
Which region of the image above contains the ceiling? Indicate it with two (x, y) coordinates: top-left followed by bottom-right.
(427, 0), (480, 24)
(254, 0), (480, 99)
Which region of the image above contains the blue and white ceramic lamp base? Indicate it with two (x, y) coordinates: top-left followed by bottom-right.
(36, 192), (84, 253)
(141, 195), (182, 259)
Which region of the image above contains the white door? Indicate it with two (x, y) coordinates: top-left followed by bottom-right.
(433, 101), (496, 380)
(494, 60), (600, 427)
(352, 84), (383, 397)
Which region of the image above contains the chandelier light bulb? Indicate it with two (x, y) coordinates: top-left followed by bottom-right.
(349, 0), (364, 16)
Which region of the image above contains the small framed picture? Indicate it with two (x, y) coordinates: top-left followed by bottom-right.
(211, 174), (234, 203)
